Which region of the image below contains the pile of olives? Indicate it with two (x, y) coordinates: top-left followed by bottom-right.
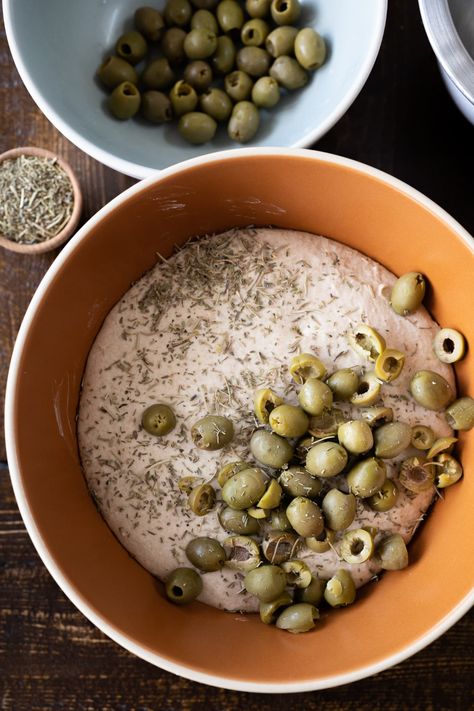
(96, 1), (326, 144)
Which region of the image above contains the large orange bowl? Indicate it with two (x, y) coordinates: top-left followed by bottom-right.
(5, 149), (474, 692)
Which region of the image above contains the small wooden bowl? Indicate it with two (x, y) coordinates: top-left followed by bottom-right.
(0, 146), (82, 255)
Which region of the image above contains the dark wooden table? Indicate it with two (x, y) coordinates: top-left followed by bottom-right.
(1, 2), (473, 709)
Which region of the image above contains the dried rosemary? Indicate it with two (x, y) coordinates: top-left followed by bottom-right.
(0, 154), (74, 244)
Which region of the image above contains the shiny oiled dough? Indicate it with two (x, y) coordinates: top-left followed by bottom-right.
(78, 228), (454, 612)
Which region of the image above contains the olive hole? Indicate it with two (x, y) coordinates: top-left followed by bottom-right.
(350, 539), (364, 555)
(172, 585), (183, 597)
(248, 29), (254, 38)
(443, 338), (455, 354)
(276, 0), (288, 11)
(121, 43), (132, 55)
(409, 466), (427, 482)
(357, 381), (370, 395)
(178, 85), (191, 96)
(383, 357), (399, 373)
(123, 85), (135, 96)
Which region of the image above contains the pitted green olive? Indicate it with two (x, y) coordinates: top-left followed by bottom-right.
(346, 457), (386, 498)
(281, 560), (312, 588)
(271, 0), (301, 25)
(433, 328), (466, 364)
(286, 497), (324, 537)
(321, 489), (356, 531)
(254, 387), (284, 423)
(367, 478), (399, 512)
(245, 564), (287, 602)
(445, 397), (474, 431)
(350, 372), (382, 406)
(410, 370), (454, 411)
(298, 377), (333, 416)
(361, 407), (394, 427)
(390, 272), (426, 316)
(259, 593), (292, 624)
(348, 325), (386, 361)
(218, 506), (260, 534)
(279, 466), (322, 499)
(270, 55), (307, 89)
(305, 441), (348, 478)
(374, 421), (412, 459)
(294, 27), (326, 69)
(435, 453), (463, 488)
(221, 467), (267, 509)
(269, 404), (309, 437)
(340, 528), (374, 565)
(188, 483), (216, 515)
(191, 414), (234, 449)
(250, 429), (294, 468)
(223, 535), (261, 571)
(374, 348), (405, 382)
(142, 403), (176, 435)
(185, 537), (226, 571)
(308, 409), (346, 437)
(411, 425), (436, 450)
(398, 456), (434, 493)
(257, 478), (283, 509)
(305, 528), (335, 553)
(337, 420), (373, 454)
(295, 576), (326, 605)
(262, 530), (300, 564)
(376, 534), (408, 570)
(265, 25), (298, 57)
(276, 603), (319, 633)
(217, 460), (248, 487)
(324, 569), (356, 607)
(327, 369), (359, 401)
(289, 353), (326, 384)
(165, 567), (202, 604)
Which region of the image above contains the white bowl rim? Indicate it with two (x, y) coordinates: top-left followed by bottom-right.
(5, 147), (474, 693)
(2, 0), (387, 179)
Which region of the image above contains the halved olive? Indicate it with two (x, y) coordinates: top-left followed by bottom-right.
(188, 483), (216, 515)
(142, 403), (176, 436)
(435, 453), (463, 488)
(257, 478), (283, 509)
(361, 407), (394, 427)
(245, 564), (287, 602)
(222, 467), (266, 509)
(426, 436), (457, 460)
(286, 497), (324, 537)
(321, 489), (356, 531)
(191, 414), (234, 449)
(178, 475), (200, 494)
(398, 456), (434, 493)
(390, 272), (425, 316)
(410, 370), (454, 411)
(433, 328), (466, 364)
(217, 460), (248, 487)
(262, 530), (300, 564)
(327, 369), (359, 401)
(254, 387), (284, 423)
(250, 429), (294, 468)
(348, 325), (386, 361)
(308, 409), (346, 437)
(324, 569), (356, 607)
(340, 528), (374, 564)
(445, 397), (474, 431)
(367, 478), (399, 512)
(185, 537), (226, 571)
(269, 404), (309, 437)
(223, 535), (261, 571)
(305, 441), (348, 478)
(279, 466), (322, 499)
(289, 353), (326, 384)
(165, 567), (202, 604)
(305, 528), (335, 553)
(281, 560), (312, 588)
(298, 377), (333, 416)
(337, 420), (373, 454)
(350, 372), (382, 406)
(218, 506), (260, 534)
(374, 422), (412, 459)
(376, 534), (408, 570)
(346, 457), (386, 498)
(411, 425), (436, 450)
(260, 593), (293, 624)
(276, 603), (319, 633)
(295, 576), (326, 605)
(247, 506), (268, 519)
(374, 348), (405, 382)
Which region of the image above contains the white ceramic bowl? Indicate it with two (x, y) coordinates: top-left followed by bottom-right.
(3, 0), (386, 178)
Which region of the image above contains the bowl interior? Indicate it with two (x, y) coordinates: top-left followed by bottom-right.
(7, 0), (384, 176)
(8, 151), (474, 690)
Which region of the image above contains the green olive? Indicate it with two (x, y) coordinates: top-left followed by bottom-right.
(445, 397), (474, 431)
(295, 576), (326, 605)
(183, 60), (213, 91)
(361, 407), (394, 427)
(367, 478), (399, 512)
(433, 328), (466, 364)
(251, 76), (280, 108)
(286, 497), (324, 538)
(108, 82), (141, 120)
(270, 0), (301, 25)
(376, 534), (408, 570)
(289, 353), (326, 384)
(346, 457), (386, 498)
(97, 56), (138, 89)
(276, 603), (319, 633)
(374, 348), (405, 382)
(257, 478), (283, 509)
(410, 370), (454, 411)
(236, 46), (271, 77)
(141, 91), (173, 123)
(262, 530), (300, 564)
(191, 8), (219, 33)
(270, 55), (308, 90)
(298, 377), (333, 416)
(281, 560), (312, 588)
(191, 414), (234, 449)
(435, 453), (463, 488)
(426, 436), (457, 459)
(307, 409), (346, 438)
(411, 425), (436, 450)
(348, 324), (386, 361)
(165, 567), (202, 604)
(216, 0), (244, 33)
(185, 537), (226, 571)
(321, 489), (356, 531)
(245, 564), (287, 602)
(270, 507), (293, 531)
(164, 0), (192, 26)
(200, 87), (233, 121)
(305, 527), (335, 553)
(223, 535), (261, 571)
(265, 25), (298, 57)
(294, 28), (326, 70)
(250, 429), (294, 468)
(247, 506), (268, 519)
(279, 465), (322, 498)
(254, 388), (284, 424)
(142, 57), (176, 90)
(350, 372), (382, 406)
(224, 70), (254, 100)
(217, 460), (248, 487)
(212, 35), (236, 73)
(184, 28), (218, 60)
(241, 18), (269, 46)
(337, 420), (373, 454)
(398, 456), (434, 493)
(327, 369), (359, 401)
(218, 505), (260, 534)
(141, 403), (176, 436)
(178, 111), (217, 144)
(246, 0), (272, 18)
(260, 592), (293, 624)
(305, 441), (348, 478)
(134, 7), (165, 42)
(222, 467), (267, 509)
(374, 421), (412, 459)
(161, 27), (187, 64)
(269, 404), (309, 437)
(340, 528), (374, 565)
(324, 569), (356, 607)
(115, 31), (148, 65)
(390, 272), (426, 316)
(188, 483), (216, 515)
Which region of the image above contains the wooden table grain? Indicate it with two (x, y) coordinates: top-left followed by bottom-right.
(1, 2), (473, 709)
